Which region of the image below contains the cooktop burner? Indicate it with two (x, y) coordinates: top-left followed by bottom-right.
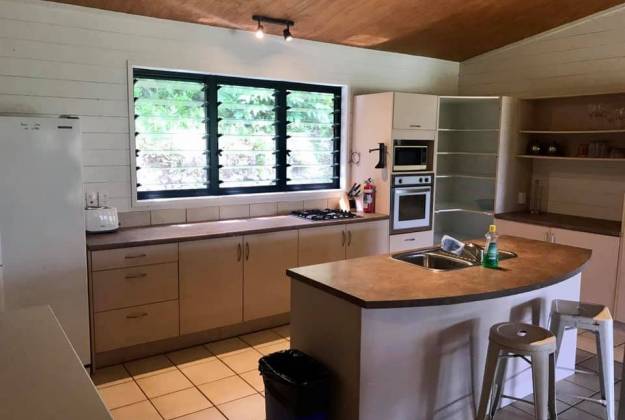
(291, 209), (359, 221)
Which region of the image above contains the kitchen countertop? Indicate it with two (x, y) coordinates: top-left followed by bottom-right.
(287, 236), (591, 308)
(87, 212), (388, 251)
(496, 211), (622, 237)
(0, 306), (111, 420)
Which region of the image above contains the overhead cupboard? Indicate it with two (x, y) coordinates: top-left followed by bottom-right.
(87, 218), (388, 366)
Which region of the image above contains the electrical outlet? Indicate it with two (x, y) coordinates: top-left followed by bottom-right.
(98, 191), (109, 207)
(86, 191), (98, 207)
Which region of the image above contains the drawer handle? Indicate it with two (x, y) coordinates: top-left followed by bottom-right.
(237, 243), (242, 262)
(126, 312), (148, 319)
(347, 230), (352, 246)
(124, 253), (147, 259)
(409, 124), (422, 128)
(245, 242), (250, 261)
(404, 238), (416, 242)
(341, 231), (346, 246)
(125, 273), (147, 279)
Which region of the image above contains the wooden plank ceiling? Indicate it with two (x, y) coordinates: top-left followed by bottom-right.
(47, 0), (625, 61)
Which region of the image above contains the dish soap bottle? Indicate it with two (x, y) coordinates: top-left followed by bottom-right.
(483, 225), (499, 268)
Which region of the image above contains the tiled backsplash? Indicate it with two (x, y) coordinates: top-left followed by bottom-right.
(118, 198), (341, 228)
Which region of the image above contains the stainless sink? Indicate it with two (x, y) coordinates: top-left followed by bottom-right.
(393, 248), (477, 272)
(392, 243), (517, 272)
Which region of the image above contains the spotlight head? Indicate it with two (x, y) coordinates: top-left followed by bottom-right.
(255, 21), (264, 39)
(283, 26), (293, 42)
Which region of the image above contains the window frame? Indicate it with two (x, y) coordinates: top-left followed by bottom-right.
(131, 68), (342, 201)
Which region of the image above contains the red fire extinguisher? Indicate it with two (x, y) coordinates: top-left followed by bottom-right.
(363, 178), (376, 213)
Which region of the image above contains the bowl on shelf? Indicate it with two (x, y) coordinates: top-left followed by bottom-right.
(475, 198), (495, 211)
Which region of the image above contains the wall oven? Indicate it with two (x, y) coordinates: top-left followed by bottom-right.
(392, 139), (434, 172)
(390, 173), (433, 234)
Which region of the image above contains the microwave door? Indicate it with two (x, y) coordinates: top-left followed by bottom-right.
(393, 188), (431, 230)
(394, 146), (428, 171)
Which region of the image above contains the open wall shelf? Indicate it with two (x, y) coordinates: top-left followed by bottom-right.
(517, 155), (625, 162)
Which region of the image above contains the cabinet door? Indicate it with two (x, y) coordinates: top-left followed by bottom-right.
(298, 225), (346, 266)
(346, 220), (389, 259)
(179, 237), (243, 335)
(393, 93), (438, 130)
(551, 228), (619, 312)
(243, 230), (298, 321)
(494, 219), (550, 241)
(616, 237), (625, 321)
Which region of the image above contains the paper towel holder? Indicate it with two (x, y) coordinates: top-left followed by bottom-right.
(368, 143), (386, 169)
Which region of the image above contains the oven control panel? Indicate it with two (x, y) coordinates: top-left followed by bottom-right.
(393, 173), (433, 187)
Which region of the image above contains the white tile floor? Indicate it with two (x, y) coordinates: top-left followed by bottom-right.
(92, 323), (625, 419)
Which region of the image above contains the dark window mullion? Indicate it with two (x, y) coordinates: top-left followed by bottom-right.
(276, 88), (287, 189)
(206, 77), (220, 195)
(333, 92), (342, 188)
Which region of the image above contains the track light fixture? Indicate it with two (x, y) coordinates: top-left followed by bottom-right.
(252, 15), (295, 42)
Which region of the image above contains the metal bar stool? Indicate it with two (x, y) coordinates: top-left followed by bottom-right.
(549, 299), (615, 420)
(477, 322), (557, 420)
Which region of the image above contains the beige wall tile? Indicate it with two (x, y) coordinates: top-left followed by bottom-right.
(218, 394), (265, 420)
(186, 207), (219, 223)
(151, 388), (212, 420)
(118, 211), (150, 228)
(219, 205), (250, 220)
(303, 199), (328, 210)
(179, 359), (235, 386)
(327, 196), (341, 209)
(249, 202), (277, 217)
(198, 376), (256, 405)
(109, 401), (162, 420)
(98, 381), (146, 410)
(277, 201), (303, 215)
(150, 208), (186, 225)
(135, 370), (193, 398)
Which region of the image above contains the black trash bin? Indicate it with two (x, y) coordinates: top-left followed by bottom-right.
(259, 349), (330, 420)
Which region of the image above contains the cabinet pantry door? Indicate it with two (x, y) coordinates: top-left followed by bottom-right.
(243, 230), (298, 321)
(179, 236), (243, 335)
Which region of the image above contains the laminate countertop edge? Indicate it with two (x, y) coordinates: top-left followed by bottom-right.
(495, 211), (622, 237)
(286, 236), (592, 309)
(86, 213), (389, 251)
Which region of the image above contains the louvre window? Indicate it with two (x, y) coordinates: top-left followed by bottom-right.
(133, 69), (341, 200)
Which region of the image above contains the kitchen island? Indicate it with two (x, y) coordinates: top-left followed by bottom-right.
(286, 236), (591, 420)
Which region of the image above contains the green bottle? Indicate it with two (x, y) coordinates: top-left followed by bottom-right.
(483, 224), (499, 268)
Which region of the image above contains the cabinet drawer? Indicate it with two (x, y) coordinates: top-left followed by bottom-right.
(94, 300), (179, 353)
(91, 243), (178, 271)
(389, 231), (433, 253)
(92, 262), (179, 312)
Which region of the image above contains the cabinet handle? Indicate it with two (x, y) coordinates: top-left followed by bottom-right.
(544, 232), (549, 241)
(124, 253), (146, 259)
(125, 273), (147, 279)
(126, 312), (148, 319)
(237, 243), (242, 262)
(347, 230), (352, 246)
(341, 231), (346, 246)
(245, 242), (250, 261)
(404, 238), (416, 242)
(409, 124), (421, 128)
(551, 233), (556, 243)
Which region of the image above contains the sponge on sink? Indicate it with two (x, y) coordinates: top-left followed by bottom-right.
(441, 235), (465, 256)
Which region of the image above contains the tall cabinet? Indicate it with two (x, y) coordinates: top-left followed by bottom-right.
(434, 96), (518, 243)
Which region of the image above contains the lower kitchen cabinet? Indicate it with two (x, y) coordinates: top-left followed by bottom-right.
(179, 236), (244, 335)
(494, 219), (551, 241)
(346, 220), (389, 259)
(243, 230), (298, 321)
(298, 225), (346, 266)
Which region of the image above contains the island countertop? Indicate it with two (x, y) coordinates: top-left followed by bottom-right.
(286, 236), (591, 308)
(87, 212), (388, 251)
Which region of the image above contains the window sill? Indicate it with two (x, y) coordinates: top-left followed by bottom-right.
(131, 189), (343, 210)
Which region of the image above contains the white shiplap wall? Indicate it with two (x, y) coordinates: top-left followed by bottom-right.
(0, 0), (458, 212)
(459, 5), (625, 221)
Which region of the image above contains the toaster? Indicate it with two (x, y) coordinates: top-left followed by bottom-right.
(85, 206), (119, 233)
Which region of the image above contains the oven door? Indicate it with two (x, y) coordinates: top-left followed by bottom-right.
(393, 145), (428, 171)
(392, 187), (432, 232)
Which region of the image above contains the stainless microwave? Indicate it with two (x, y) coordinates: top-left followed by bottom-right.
(392, 139), (434, 172)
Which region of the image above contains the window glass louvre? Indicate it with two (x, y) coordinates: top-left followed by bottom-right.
(217, 85), (278, 189)
(134, 77), (208, 194)
(286, 90), (339, 185)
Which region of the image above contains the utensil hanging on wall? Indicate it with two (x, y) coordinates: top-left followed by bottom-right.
(368, 143), (386, 169)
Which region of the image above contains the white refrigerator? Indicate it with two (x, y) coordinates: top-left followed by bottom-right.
(0, 116), (90, 364)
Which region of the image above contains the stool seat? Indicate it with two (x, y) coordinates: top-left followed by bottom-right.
(552, 299), (611, 322)
(490, 322), (556, 354)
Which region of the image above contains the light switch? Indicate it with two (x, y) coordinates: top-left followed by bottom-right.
(86, 191), (98, 207)
(98, 191), (109, 207)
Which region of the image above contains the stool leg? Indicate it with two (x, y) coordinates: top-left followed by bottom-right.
(597, 322), (615, 420)
(532, 352), (551, 420)
(477, 342), (501, 420)
(548, 352), (557, 419)
(489, 355), (508, 418)
(549, 313), (566, 364)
